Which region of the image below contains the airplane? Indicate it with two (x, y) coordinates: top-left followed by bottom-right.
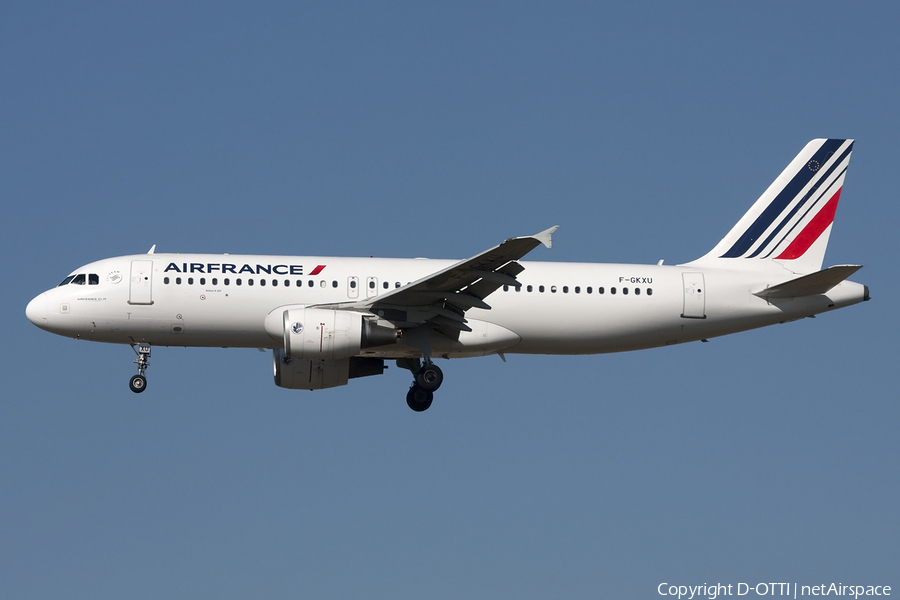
(25, 139), (869, 411)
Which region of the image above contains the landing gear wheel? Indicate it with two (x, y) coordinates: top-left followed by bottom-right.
(406, 385), (434, 412)
(130, 342), (151, 394)
(129, 374), (147, 393)
(415, 363), (444, 392)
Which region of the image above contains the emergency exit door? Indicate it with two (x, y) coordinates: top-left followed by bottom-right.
(366, 276), (378, 298)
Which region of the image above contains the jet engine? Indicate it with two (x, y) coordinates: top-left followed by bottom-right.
(281, 307), (397, 360)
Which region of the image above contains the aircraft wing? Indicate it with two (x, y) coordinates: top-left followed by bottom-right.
(320, 226), (557, 333)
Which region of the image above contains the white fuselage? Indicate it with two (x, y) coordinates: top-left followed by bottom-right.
(25, 253), (868, 359)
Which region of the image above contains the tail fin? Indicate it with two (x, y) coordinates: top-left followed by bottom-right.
(689, 139), (854, 274)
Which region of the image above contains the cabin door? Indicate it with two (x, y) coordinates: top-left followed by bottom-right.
(129, 260), (154, 305)
(681, 272), (706, 319)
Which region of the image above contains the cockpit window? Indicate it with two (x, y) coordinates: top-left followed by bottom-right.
(57, 273), (98, 286)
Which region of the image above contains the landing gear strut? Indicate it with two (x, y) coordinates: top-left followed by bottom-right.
(398, 358), (444, 412)
(129, 342), (151, 393)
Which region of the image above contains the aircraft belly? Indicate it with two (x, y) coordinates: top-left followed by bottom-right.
(436, 320), (522, 357)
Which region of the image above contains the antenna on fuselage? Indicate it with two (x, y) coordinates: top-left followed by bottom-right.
(147, 245), (156, 254)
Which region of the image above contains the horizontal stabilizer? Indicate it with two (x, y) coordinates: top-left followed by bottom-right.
(754, 265), (862, 299)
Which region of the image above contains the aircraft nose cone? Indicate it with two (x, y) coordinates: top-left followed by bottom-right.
(26, 293), (50, 328)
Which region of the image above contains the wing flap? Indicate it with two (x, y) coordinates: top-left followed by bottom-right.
(429, 315), (473, 332)
(400, 291), (491, 311)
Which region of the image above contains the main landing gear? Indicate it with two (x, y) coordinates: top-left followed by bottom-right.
(400, 359), (444, 412)
(129, 342), (151, 393)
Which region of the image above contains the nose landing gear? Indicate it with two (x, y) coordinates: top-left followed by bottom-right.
(129, 342), (151, 393)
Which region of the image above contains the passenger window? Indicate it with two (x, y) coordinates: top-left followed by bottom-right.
(611, 287), (617, 295)
(188, 277), (194, 285)
(383, 281), (389, 289)
(308, 280), (314, 287)
(350, 280), (357, 289)
(260, 279), (265, 286)
(551, 286), (557, 293)
(212, 278), (218, 285)
(574, 286), (580, 293)
(647, 288), (653, 296)
(176, 277), (182, 285)
(563, 286), (568, 293)
(623, 287), (628, 295)
(200, 277), (206, 285)
(224, 278), (230, 285)
(395, 282), (401, 288)
(635, 288), (640, 295)
(515, 285), (521, 292)
(332, 280), (338, 288)
(272, 279), (277, 287)
(89, 274), (99, 285)
(539, 285), (545, 293)
(587, 287), (592, 294)
(285, 280), (290, 287)
(236, 278), (242, 286)
(369, 281), (375, 289)
(249, 279), (254, 286)
(296, 280), (302, 287)
(503, 285), (509, 291)
(320, 280), (326, 288)
(71, 274), (86, 285)
(527, 285), (533, 292)
(164, 277), (170, 284)
(598, 287), (605, 294)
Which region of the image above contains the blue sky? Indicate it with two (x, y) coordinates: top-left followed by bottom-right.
(1, 3), (897, 598)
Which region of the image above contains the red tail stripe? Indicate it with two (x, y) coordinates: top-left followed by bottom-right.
(775, 187), (842, 260)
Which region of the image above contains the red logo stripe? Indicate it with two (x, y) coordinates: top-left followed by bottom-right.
(775, 187), (842, 260)
(308, 265), (326, 276)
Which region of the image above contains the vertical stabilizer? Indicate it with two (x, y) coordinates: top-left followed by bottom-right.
(688, 139), (854, 274)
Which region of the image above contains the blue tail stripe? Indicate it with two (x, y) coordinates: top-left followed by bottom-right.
(720, 139), (845, 258)
(746, 143), (853, 258)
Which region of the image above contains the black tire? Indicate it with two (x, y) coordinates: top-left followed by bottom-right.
(406, 385), (433, 412)
(129, 374), (147, 393)
(415, 364), (444, 392)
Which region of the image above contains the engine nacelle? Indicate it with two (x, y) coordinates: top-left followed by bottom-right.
(273, 349), (387, 390)
(281, 307), (397, 360)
